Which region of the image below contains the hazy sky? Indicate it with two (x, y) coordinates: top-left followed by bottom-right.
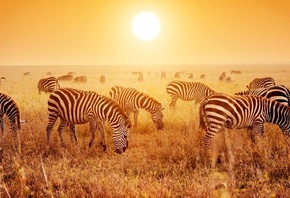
(1, 0), (290, 66)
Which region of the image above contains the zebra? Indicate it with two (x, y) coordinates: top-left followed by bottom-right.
(235, 85), (290, 106)
(0, 93), (21, 137)
(46, 88), (131, 154)
(219, 72), (226, 82)
(109, 86), (164, 130)
(166, 81), (216, 109)
(37, 77), (60, 94)
(199, 93), (290, 149)
(247, 77), (275, 90)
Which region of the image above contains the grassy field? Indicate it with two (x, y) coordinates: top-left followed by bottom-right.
(0, 65), (290, 197)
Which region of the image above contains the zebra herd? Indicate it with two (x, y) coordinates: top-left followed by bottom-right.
(1, 76), (290, 154)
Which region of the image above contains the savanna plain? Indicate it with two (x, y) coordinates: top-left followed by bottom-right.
(0, 65), (290, 197)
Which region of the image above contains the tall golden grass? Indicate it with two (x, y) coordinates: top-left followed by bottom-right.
(0, 65), (289, 197)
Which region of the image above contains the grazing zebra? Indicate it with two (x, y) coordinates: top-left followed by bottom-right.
(37, 77), (60, 94)
(247, 77), (275, 90)
(199, 93), (290, 149)
(219, 72), (226, 82)
(46, 88), (131, 154)
(109, 86), (164, 130)
(235, 85), (290, 106)
(166, 81), (216, 109)
(0, 93), (21, 137)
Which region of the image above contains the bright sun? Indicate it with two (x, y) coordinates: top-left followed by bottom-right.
(131, 11), (161, 41)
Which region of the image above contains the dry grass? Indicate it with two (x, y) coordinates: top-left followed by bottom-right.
(0, 65), (290, 197)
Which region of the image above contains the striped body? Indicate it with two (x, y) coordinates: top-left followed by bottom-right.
(46, 88), (131, 153)
(0, 93), (21, 136)
(109, 86), (164, 130)
(37, 77), (60, 94)
(235, 85), (290, 106)
(166, 81), (216, 109)
(199, 93), (290, 149)
(247, 77), (275, 90)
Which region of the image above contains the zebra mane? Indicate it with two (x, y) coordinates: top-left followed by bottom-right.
(235, 90), (250, 95)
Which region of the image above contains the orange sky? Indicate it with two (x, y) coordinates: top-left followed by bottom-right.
(1, 0), (290, 66)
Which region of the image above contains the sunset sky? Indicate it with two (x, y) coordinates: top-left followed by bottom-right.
(1, 0), (290, 66)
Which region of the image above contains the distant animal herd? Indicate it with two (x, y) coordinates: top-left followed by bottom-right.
(1, 69), (290, 155)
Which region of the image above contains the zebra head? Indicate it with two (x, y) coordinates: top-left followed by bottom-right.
(114, 117), (131, 154)
(151, 105), (164, 130)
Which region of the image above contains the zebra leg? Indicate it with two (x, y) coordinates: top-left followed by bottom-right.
(57, 119), (68, 147)
(69, 123), (78, 144)
(250, 123), (264, 142)
(0, 115), (4, 136)
(133, 111), (139, 127)
(169, 96), (178, 109)
(46, 115), (58, 143)
(88, 119), (97, 148)
(96, 121), (107, 152)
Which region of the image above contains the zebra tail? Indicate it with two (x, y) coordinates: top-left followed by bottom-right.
(17, 115), (21, 130)
(198, 100), (206, 131)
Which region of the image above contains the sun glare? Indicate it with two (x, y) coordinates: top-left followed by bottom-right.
(131, 11), (161, 41)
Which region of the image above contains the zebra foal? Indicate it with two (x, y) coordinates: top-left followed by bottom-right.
(0, 93), (21, 137)
(199, 93), (290, 149)
(37, 76), (60, 94)
(166, 81), (216, 109)
(109, 86), (164, 130)
(46, 88), (131, 154)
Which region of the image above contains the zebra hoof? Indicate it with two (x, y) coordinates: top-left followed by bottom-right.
(115, 149), (122, 154)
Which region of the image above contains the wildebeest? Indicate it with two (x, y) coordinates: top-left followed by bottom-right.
(138, 73), (143, 82)
(231, 70), (242, 74)
(0, 77), (6, 85)
(46, 72), (55, 76)
(225, 77), (234, 83)
(161, 71), (166, 79)
(58, 74), (74, 81)
(200, 74), (205, 79)
(23, 72), (31, 76)
(174, 72), (181, 79)
(67, 72), (76, 76)
(74, 76), (87, 83)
